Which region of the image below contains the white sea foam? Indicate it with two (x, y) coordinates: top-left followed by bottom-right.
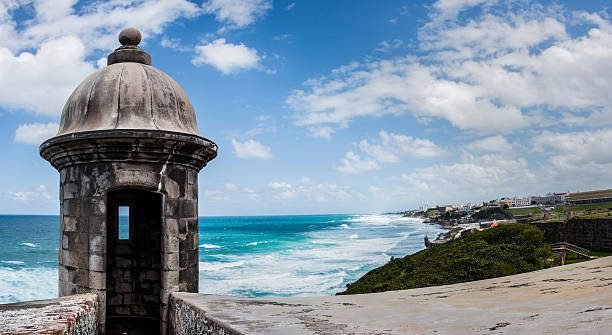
(19, 242), (38, 248)
(199, 244), (222, 249)
(200, 260), (245, 271)
(199, 214), (445, 297)
(0, 267), (57, 304)
(246, 241), (269, 246)
(1, 261), (25, 265)
(339, 224), (350, 229)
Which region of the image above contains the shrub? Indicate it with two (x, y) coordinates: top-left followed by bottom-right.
(339, 224), (552, 295)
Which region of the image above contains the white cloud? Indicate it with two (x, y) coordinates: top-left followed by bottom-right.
(307, 126), (335, 140)
(268, 181), (292, 189)
(375, 39), (403, 53)
(336, 152), (379, 174)
(224, 182), (238, 190)
(364, 130), (444, 160)
(203, 0), (271, 30)
(267, 181), (296, 199)
(288, 57), (528, 132)
(402, 153), (535, 201)
(193, 38), (260, 74)
(430, 0), (495, 21)
(0, 0), (202, 116)
(337, 130), (444, 174)
(533, 129), (612, 166)
(160, 36), (181, 49)
(266, 179), (361, 203)
(203, 189), (229, 201)
(0, 37), (95, 115)
(7, 185), (51, 202)
(243, 187), (258, 200)
(7, 0), (201, 52)
(14, 122), (59, 145)
(467, 135), (514, 153)
(288, 2), (612, 133)
(231, 138), (273, 159)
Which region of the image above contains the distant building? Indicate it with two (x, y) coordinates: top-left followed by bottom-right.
(567, 189), (612, 205)
(436, 205), (454, 212)
(532, 192), (568, 205)
(500, 197), (532, 207)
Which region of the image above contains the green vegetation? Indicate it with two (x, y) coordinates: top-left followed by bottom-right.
(472, 207), (513, 221)
(508, 206), (543, 217)
(564, 250), (612, 265)
(560, 201), (612, 212)
(424, 209), (440, 217)
(339, 224), (553, 295)
(577, 211), (612, 219)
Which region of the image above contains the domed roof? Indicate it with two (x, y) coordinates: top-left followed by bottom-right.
(56, 28), (200, 137)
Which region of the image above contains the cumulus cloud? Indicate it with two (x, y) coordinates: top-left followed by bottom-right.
(266, 179), (362, 203)
(231, 138), (273, 159)
(0, 37), (95, 115)
(336, 152), (380, 175)
(203, 189), (229, 201)
(193, 38), (260, 74)
(224, 182), (238, 190)
(5, 0), (201, 53)
(243, 187), (258, 200)
(337, 130), (444, 174)
(467, 135), (514, 153)
(203, 0), (271, 30)
(267, 181), (296, 199)
(0, 0), (202, 118)
(533, 129), (612, 166)
(288, 57), (528, 132)
(287, 1), (612, 134)
(6, 185), (51, 202)
(14, 122), (59, 145)
(402, 153), (536, 201)
(307, 126), (335, 140)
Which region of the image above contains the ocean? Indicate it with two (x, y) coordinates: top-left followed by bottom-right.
(0, 214), (445, 303)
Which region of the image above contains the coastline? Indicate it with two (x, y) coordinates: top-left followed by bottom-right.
(0, 213), (445, 302)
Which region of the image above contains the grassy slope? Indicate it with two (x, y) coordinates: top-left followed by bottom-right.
(508, 206), (543, 216)
(339, 224), (553, 295)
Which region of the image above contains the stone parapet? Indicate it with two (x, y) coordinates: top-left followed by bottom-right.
(170, 256), (612, 335)
(534, 218), (612, 251)
(0, 293), (98, 334)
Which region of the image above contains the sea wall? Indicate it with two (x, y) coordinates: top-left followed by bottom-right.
(533, 218), (612, 251)
(0, 293), (98, 334)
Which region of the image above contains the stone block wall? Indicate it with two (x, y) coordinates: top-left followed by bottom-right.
(0, 294), (98, 334)
(533, 218), (612, 251)
(168, 294), (243, 335)
(58, 160), (200, 333)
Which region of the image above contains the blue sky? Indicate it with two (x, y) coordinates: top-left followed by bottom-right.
(1, 0), (612, 215)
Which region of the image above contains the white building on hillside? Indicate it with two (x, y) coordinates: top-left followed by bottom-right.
(500, 197), (533, 207)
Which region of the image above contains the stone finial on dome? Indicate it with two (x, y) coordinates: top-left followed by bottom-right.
(119, 27), (141, 46)
(107, 27), (151, 66)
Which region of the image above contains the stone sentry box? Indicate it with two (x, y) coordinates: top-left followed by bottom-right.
(40, 28), (217, 334)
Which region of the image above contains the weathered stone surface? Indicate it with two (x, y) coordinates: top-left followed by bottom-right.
(0, 294), (98, 335)
(171, 257), (612, 335)
(534, 218), (612, 251)
(38, 28), (216, 334)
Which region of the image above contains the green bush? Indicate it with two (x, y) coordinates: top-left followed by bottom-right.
(339, 224), (552, 295)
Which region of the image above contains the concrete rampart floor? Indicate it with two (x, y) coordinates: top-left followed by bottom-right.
(174, 256), (612, 334)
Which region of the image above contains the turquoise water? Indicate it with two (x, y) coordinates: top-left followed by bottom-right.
(0, 214), (445, 303)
